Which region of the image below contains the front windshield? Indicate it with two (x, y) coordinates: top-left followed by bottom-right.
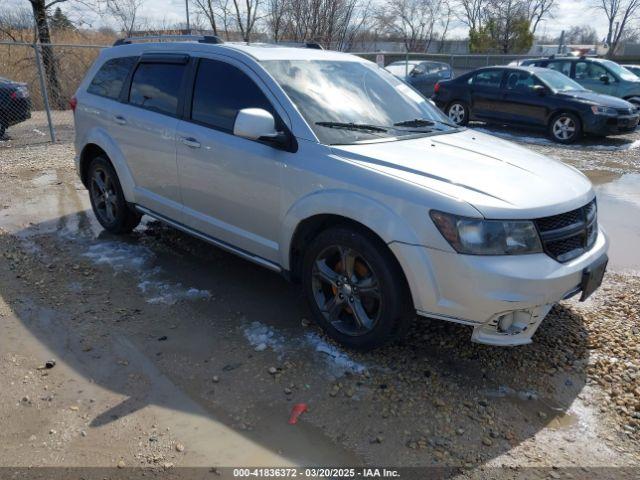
(536, 69), (586, 92)
(601, 60), (640, 82)
(261, 59), (457, 145)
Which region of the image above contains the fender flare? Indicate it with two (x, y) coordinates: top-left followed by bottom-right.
(81, 129), (136, 203)
(278, 189), (421, 270)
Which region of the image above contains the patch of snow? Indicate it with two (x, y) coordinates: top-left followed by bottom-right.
(83, 240), (211, 305)
(83, 241), (153, 272)
(305, 332), (367, 376)
(138, 280), (212, 305)
(244, 321), (286, 354)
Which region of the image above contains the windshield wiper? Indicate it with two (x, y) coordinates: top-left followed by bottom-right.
(315, 121), (388, 133)
(394, 118), (460, 129)
(393, 118), (435, 127)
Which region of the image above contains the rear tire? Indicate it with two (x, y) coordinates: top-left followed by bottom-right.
(0, 122), (6, 138)
(301, 226), (412, 350)
(88, 155), (141, 234)
(446, 101), (469, 126)
(548, 112), (581, 144)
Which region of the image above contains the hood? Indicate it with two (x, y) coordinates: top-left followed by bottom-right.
(331, 129), (594, 219)
(558, 90), (635, 108)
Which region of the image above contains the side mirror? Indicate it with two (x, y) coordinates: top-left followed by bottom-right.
(234, 108), (287, 145)
(532, 84), (547, 95)
(599, 74), (610, 84)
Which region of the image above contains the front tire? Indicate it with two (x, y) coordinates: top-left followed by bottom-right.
(446, 101), (469, 126)
(549, 112), (581, 144)
(88, 155), (141, 234)
(302, 226), (412, 350)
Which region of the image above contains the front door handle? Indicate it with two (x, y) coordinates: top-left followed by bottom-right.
(113, 115), (127, 125)
(180, 137), (201, 149)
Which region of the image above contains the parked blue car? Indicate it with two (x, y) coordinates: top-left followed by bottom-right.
(385, 60), (452, 97)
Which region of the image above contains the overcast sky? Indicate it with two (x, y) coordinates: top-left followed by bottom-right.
(4, 0), (612, 41)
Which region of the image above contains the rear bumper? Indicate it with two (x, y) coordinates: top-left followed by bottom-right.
(583, 114), (639, 135)
(1, 98), (32, 126)
(389, 227), (608, 346)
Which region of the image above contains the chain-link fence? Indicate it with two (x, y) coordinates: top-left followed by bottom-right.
(0, 41), (104, 147)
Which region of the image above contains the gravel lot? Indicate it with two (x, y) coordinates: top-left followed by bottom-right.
(0, 125), (639, 478)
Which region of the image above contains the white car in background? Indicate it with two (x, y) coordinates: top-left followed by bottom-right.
(72, 36), (608, 349)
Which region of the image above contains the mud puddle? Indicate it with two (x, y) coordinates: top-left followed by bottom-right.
(590, 173), (640, 272)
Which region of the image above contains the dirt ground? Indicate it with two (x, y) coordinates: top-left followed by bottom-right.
(0, 125), (639, 479)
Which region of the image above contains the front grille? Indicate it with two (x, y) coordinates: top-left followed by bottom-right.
(534, 200), (598, 263)
(616, 107), (635, 116)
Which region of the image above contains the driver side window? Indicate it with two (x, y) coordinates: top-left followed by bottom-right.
(575, 62), (613, 82)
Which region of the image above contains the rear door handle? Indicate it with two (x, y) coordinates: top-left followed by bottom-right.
(113, 115), (127, 125)
(180, 136), (201, 149)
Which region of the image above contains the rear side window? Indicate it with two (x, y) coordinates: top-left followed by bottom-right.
(191, 59), (275, 132)
(87, 56), (137, 99)
(471, 70), (503, 88)
(129, 63), (186, 116)
(547, 61), (572, 76)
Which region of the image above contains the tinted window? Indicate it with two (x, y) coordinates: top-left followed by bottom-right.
(129, 63), (186, 116)
(547, 61), (572, 76)
(88, 56), (137, 99)
(191, 59), (275, 132)
(472, 70), (503, 88)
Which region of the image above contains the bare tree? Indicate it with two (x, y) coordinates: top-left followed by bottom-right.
(103, 0), (146, 36)
(524, 0), (555, 35)
(0, 7), (36, 41)
(380, 0), (441, 51)
(456, 0), (487, 31)
(265, 0), (286, 41)
(230, 0), (261, 42)
(193, 0), (219, 35)
(593, 0), (640, 56)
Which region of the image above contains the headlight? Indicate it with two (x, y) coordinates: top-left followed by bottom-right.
(430, 211), (543, 255)
(590, 105), (617, 115)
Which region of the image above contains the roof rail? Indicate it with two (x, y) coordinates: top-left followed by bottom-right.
(304, 42), (323, 50)
(113, 35), (224, 46)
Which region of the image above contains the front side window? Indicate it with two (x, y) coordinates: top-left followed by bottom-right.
(129, 63), (186, 116)
(471, 70), (503, 88)
(88, 56), (137, 99)
(575, 61), (613, 82)
(262, 59), (456, 145)
(191, 59), (275, 132)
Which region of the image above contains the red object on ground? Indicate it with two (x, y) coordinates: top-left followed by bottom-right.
(288, 403), (308, 424)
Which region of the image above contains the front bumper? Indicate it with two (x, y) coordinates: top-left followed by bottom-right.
(389, 227), (608, 346)
(583, 114), (639, 135)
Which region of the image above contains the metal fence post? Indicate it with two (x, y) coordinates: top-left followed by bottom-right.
(33, 43), (56, 143)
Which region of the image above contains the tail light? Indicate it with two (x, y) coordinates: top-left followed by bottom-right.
(10, 91), (17, 100)
(69, 96), (77, 112)
(434, 82), (441, 94)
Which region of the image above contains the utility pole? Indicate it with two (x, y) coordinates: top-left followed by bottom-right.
(557, 30), (564, 54)
(185, 0), (190, 32)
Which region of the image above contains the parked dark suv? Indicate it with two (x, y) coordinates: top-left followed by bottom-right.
(520, 56), (640, 107)
(0, 77), (31, 137)
(433, 66), (639, 143)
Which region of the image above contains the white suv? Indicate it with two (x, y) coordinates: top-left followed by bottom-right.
(73, 36), (608, 349)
